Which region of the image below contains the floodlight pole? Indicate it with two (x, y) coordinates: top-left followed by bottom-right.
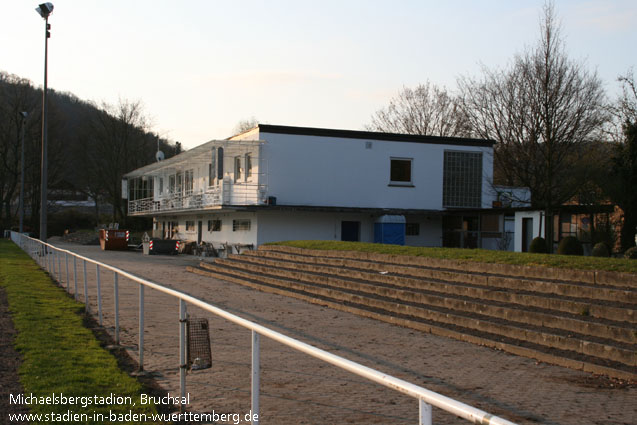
(19, 112), (28, 233)
(39, 9), (51, 241)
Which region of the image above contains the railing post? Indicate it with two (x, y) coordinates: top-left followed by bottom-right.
(419, 399), (432, 425)
(57, 249), (61, 284)
(114, 273), (119, 345)
(83, 259), (89, 312)
(65, 252), (69, 291)
(251, 330), (260, 425)
(73, 256), (78, 301)
(139, 284), (144, 371)
(179, 299), (187, 410)
(96, 264), (103, 326)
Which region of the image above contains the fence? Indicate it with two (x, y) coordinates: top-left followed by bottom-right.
(9, 231), (517, 425)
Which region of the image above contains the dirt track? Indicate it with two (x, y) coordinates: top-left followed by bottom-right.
(39, 242), (637, 424)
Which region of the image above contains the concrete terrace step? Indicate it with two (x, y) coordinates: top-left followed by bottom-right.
(186, 245), (637, 379)
(236, 251), (637, 325)
(194, 261), (636, 368)
(210, 256), (636, 346)
(251, 248), (637, 306)
(258, 245), (637, 290)
(187, 264), (636, 380)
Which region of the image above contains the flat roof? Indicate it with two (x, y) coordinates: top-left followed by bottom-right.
(257, 124), (495, 147)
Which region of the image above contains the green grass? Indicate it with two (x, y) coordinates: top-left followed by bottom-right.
(0, 239), (168, 424)
(267, 240), (637, 274)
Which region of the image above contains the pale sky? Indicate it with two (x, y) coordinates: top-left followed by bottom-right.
(2, 1), (635, 149)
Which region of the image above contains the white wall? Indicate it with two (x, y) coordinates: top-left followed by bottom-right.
(514, 211), (544, 252)
(163, 212), (259, 246)
(258, 132), (494, 211)
(404, 215), (443, 247)
(255, 211), (375, 245)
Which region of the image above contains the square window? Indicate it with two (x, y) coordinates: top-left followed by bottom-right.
(185, 221), (195, 231)
(390, 158), (412, 185)
(406, 223), (420, 236)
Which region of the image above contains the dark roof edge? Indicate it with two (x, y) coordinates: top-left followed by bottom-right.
(257, 124), (495, 147)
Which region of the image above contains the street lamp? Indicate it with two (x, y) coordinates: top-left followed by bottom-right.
(19, 112), (28, 234)
(35, 2), (53, 241)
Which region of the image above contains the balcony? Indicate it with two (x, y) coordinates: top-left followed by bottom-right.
(128, 182), (267, 216)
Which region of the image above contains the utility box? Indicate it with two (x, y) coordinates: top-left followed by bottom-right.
(99, 229), (130, 251)
(373, 215), (406, 245)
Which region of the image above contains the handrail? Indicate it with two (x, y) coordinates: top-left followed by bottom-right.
(9, 231), (517, 425)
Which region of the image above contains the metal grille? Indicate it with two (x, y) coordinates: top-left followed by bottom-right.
(187, 317), (212, 370)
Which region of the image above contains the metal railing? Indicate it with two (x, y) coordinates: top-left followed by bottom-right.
(8, 231), (517, 425)
(128, 181), (267, 216)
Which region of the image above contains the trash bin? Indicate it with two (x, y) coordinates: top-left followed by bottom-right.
(99, 229), (130, 250)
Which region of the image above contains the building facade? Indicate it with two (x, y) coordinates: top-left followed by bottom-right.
(124, 124), (497, 249)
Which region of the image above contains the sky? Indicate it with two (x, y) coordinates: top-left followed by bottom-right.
(2, 0), (636, 149)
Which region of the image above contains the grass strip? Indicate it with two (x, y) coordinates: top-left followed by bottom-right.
(0, 239), (168, 424)
(267, 240), (637, 274)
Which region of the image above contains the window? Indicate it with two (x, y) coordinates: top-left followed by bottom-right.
(406, 223), (420, 236)
(234, 156), (242, 182)
(390, 158), (413, 185)
(208, 149), (216, 187)
(169, 175), (176, 194)
(184, 169), (194, 195)
(233, 219), (251, 231)
(185, 221), (195, 231)
(176, 172), (183, 195)
(443, 151), (482, 208)
(208, 219), (221, 232)
(158, 177), (163, 195)
(245, 153), (252, 180)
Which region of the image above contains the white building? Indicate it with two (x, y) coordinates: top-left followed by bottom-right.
(123, 124), (497, 249)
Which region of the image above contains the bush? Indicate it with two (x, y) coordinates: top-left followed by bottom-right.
(529, 237), (548, 253)
(624, 247), (637, 259)
(557, 236), (583, 256)
(591, 242), (610, 257)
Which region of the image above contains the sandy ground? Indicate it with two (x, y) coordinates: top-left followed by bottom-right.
(34, 241), (637, 425)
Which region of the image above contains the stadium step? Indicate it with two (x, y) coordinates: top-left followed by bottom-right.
(186, 245), (637, 380)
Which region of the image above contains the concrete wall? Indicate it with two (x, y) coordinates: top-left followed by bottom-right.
(256, 131), (495, 210)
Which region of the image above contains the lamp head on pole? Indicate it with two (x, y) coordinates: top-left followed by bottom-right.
(35, 2), (54, 19)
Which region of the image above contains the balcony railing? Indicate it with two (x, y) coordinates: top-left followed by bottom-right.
(128, 182), (267, 216)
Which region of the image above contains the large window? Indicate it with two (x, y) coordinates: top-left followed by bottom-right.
(443, 151), (482, 208)
(390, 158), (413, 186)
(245, 153), (252, 180)
(208, 148), (216, 187)
(234, 156), (242, 182)
(184, 169), (194, 195)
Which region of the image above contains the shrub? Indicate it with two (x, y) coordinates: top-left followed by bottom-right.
(591, 242), (610, 257)
(529, 237), (548, 253)
(557, 236), (583, 256)
(625, 247), (637, 259)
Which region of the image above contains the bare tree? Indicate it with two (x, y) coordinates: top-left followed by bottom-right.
(82, 99), (153, 223)
(233, 117), (259, 135)
(366, 81), (471, 137)
(458, 1), (608, 251)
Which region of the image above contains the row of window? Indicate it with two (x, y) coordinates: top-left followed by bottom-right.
(183, 219), (252, 232)
(208, 148), (253, 186)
